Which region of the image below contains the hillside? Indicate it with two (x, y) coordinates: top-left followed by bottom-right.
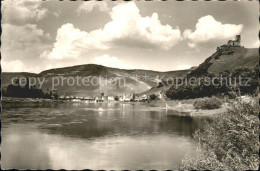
(144, 47), (258, 97)
(2, 64), (189, 96)
(188, 47), (258, 77)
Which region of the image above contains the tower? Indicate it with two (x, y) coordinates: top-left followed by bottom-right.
(235, 35), (241, 46)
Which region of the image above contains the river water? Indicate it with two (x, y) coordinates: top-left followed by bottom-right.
(1, 102), (206, 169)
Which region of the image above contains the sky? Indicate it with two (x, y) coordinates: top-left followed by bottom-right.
(1, 0), (259, 73)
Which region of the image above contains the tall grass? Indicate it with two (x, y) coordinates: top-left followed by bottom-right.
(182, 96), (259, 170)
(193, 97), (222, 110)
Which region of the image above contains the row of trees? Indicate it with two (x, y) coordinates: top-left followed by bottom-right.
(3, 77), (58, 99)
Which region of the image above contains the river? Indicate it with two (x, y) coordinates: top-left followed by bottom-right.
(1, 101), (206, 169)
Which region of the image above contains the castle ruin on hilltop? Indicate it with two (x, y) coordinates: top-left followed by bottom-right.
(227, 35), (241, 47)
(217, 35), (242, 55)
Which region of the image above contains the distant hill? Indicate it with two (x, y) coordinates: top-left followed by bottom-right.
(188, 47), (258, 77)
(2, 64), (189, 96)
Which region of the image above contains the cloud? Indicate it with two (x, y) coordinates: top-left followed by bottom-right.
(1, 59), (27, 72)
(1, 23), (51, 72)
(176, 65), (192, 70)
(41, 24), (88, 60)
(252, 40), (259, 48)
(2, 0), (48, 24)
(45, 64), (64, 70)
(2, 23), (50, 52)
(1, 1), (50, 72)
(184, 15), (243, 48)
(102, 2), (182, 49)
(42, 2), (182, 60)
(53, 11), (61, 18)
(1, 59), (42, 73)
(77, 1), (109, 14)
(92, 54), (148, 70)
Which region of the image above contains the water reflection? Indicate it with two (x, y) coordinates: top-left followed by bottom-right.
(1, 102), (205, 169)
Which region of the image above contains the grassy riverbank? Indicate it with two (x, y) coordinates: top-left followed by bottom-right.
(181, 96), (258, 170)
(148, 97), (230, 117)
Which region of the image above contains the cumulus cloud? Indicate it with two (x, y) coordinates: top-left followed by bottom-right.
(184, 15), (243, 48)
(1, 59), (27, 72)
(1, 1), (50, 72)
(176, 64), (192, 70)
(1, 59), (42, 73)
(1, 23), (51, 72)
(2, 0), (48, 24)
(2, 23), (50, 52)
(41, 24), (89, 60)
(92, 54), (148, 70)
(77, 1), (109, 14)
(102, 2), (182, 49)
(42, 2), (182, 60)
(92, 54), (132, 69)
(252, 40), (259, 48)
(45, 64), (64, 70)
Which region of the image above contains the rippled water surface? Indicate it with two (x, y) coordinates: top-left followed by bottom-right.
(1, 102), (206, 169)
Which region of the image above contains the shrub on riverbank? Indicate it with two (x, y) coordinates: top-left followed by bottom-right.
(182, 96), (259, 170)
(149, 94), (158, 101)
(193, 97), (222, 110)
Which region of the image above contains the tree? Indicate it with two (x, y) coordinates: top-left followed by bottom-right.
(114, 96), (119, 101)
(149, 94), (157, 101)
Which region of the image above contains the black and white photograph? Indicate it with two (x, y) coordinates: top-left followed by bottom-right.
(0, 0), (259, 170)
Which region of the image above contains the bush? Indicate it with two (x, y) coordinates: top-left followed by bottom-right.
(149, 94), (158, 101)
(193, 97), (222, 110)
(182, 96), (259, 170)
(114, 96), (119, 101)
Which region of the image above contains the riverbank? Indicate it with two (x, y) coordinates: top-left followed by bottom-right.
(148, 98), (230, 117)
(1, 97), (64, 103)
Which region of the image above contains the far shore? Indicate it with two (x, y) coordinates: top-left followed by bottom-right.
(2, 96), (229, 117)
(1, 97), (64, 103)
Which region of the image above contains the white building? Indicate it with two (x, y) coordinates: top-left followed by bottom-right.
(108, 96), (114, 101)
